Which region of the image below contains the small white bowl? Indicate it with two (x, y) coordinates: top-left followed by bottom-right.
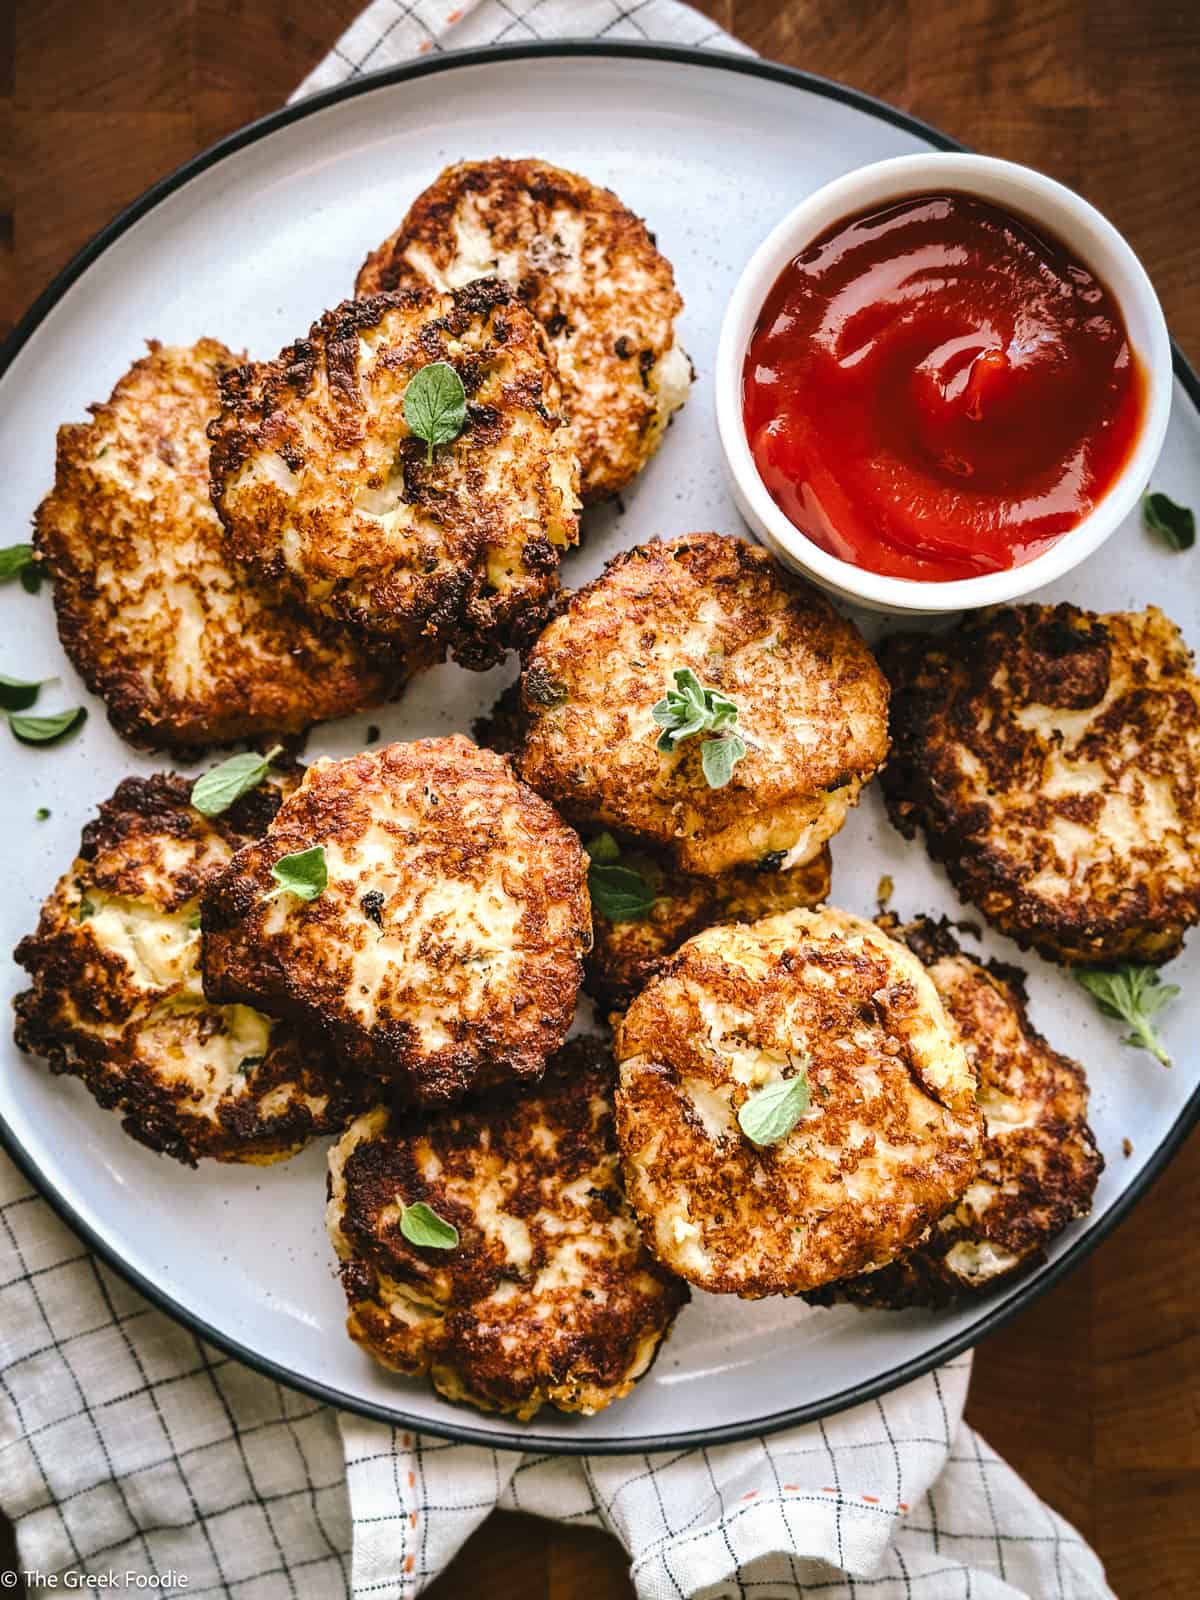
(715, 152), (1173, 614)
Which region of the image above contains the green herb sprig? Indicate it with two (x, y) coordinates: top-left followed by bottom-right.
(191, 745), (282, 818)
(585, 832), (655, 922)
(404, 361), (467, 466)
(652, 668), (747, 789)
(10, 707), (86, 745)
(0, 667), (84, 746)
(265, 845), (328, 904)
(737, 1066), (811, 1148)
(1143, 492), (1195, 552)
(0, 544), (43, 593)
(0, 673), (48, 712)
(1075, 963), (1178, 1067)
(399, 1200), (459, 1250)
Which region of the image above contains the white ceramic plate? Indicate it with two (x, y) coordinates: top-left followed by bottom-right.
(2, 43), (1198, 1453)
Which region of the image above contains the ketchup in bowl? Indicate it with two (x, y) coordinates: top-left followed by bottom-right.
(742, 193), (1146, 581)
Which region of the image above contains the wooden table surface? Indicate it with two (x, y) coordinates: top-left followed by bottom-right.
(2, 3), (1198, 1596)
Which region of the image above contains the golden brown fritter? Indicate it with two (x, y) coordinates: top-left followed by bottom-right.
(201, 737), (591, 1101)
(209, 282), (580, 668)
(12, 774), (365, 1166)
(33, 340), (398, 752)
(807, 918), (1103, 1308)
(356, 158), (692, 504)
(613, 907), (983, 1297)
(326, 1037), (687, 1420)
(881, 604), (1200, 964)
(584, 836), (832, 1008)
(517, 533), (890, 876)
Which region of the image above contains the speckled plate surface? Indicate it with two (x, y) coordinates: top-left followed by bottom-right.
(2, 43), (1197, 1452)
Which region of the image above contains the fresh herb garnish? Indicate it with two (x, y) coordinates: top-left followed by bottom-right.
(403, 361), (467, 467)
(0, 673), (47, 712)
(399, 1200), (459, 1250)
(237, 1055), (264, 1076)
(652, 667), (747, 789)
(78, 894), (96, 922)
(0, 544), (42, 591)
(585, 833), (655, 922)
(265, 845), (327, 904)
(737, 1066), (811, 1148)
(35, 807), (50, 821)
(191, 744), (282, 818)
(1075, 964), (1178, 1067)
(1143, 492), (1195, 552)
(188, 909), (202, 931)
(9, 707), (86, 745)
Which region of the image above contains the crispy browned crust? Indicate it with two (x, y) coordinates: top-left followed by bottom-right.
(881, 605), (1200, 964)
(209, 282), (579, 668)
(356, 158), (690, 503)
(806, 917), (1103, 1308)
(517, 533), (890, 876)
(201, 737), (591, 1100)
(585, 841), (832, 1008)
(32, 340), (399, 753)
(12, 773), (366, 1166)
(613, 908), (983, 1297)
(327, 1036), (687, 1420)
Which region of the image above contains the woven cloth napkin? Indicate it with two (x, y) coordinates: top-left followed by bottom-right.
(1, 2), (1117, 1597)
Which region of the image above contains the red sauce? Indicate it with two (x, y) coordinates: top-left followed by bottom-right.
(743, 193), (1146, 581)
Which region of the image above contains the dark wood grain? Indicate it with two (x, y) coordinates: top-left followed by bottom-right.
(2, 4), (1198, 1597)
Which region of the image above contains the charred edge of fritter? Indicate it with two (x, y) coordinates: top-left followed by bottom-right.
(471, 680), (529, 757)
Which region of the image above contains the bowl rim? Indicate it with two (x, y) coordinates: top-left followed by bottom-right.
(715, 150), (1175, 612)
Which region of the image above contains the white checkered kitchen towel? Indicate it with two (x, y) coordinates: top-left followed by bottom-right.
(1, 3), (1116, 1597)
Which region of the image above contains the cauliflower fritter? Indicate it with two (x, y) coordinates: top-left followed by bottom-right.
(201, 737), (591, 1101)
(518, 533), (890, 876)
(33, 340), (397, 752)
(585, 837), (832, 1008)
(209, 282), (580, 668)
(12, 774), (364, 1166)
(882, 604), (1200, 964)
(356, 158), (692, 504)
(807, 918), (1103, 1307)
(613, 907), (983, 1297)
(326, 1037), (687, 1420)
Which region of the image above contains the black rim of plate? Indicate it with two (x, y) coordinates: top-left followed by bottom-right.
(2, 39), (1198, 1456)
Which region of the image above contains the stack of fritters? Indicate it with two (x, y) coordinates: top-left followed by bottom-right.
(806, 918), (1103, 1308)
(33, 159), (692, 755)
(13, 773), (366, 1166)
(613, 907), (985, 1297)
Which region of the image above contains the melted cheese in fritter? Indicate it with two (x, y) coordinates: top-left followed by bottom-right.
(209, 281), (580, 668)
(613, 907), (983, 1297)
(807, 920), (1103, 1308)
(325, 1039), (687, 1420)
(12, 775), (362, 1165)
(200, 738), (591, 1101)
(355, 158), (691, 503)
(882, 604), (1200, 963)
(32, 340), (396, 751)
(518, 533), (890, 877)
